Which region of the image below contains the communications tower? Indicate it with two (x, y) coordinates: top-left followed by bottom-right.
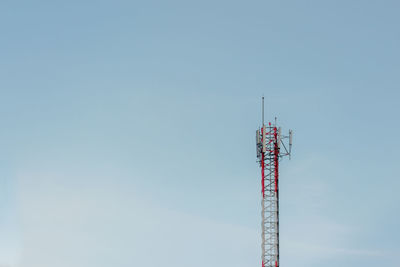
(256, 97), (292, 267)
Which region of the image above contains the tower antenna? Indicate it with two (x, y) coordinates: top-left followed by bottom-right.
(262, 96), (264, 126)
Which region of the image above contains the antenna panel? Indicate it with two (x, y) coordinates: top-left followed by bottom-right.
(277, 127), (282, 149)
(262, 125), (267, 153)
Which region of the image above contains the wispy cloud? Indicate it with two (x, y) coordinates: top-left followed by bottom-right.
(278, 154), (396, 266)
(16, 170), (259, 267)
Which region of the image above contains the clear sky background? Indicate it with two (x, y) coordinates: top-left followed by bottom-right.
(1, 0), (400, 266)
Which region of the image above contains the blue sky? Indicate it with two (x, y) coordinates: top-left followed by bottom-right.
(1, 0), (400, 266)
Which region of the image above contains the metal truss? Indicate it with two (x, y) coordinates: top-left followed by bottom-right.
(256, 118), (292, 267)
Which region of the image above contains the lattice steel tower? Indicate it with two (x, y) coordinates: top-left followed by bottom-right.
(256, 97), (292, 267)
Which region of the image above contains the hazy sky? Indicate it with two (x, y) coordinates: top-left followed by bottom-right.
(1, 1), (400, 266)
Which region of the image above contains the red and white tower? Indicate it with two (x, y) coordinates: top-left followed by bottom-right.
(256, 97), (292, 267)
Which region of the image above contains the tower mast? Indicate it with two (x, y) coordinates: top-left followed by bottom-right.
(256, 99), (292, 267)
